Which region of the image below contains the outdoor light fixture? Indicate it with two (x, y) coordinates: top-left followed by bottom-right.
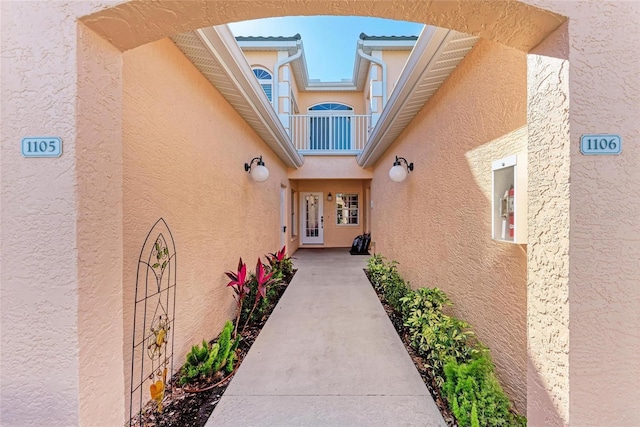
(388, 156), (414, 182)
(327, 192), (333, 202)
(244, 156), (270, 182)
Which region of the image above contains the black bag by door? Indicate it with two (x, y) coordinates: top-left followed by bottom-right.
(350, 233), (371, 255)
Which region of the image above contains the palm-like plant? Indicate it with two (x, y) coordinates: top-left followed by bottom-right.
(266, 245), (293, 280)
(241, 257), (273, 334)
(225, 258), (248, 337)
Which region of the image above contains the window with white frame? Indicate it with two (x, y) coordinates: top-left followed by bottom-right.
(252, 67), (273, 102)
(336, 193), (359, 225)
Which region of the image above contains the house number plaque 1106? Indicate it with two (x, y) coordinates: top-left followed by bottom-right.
(580, 134), (621, 155)
(21, 137), (62, 158)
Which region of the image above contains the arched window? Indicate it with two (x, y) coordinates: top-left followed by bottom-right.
(252, 67), (273, 102)
(309, 103), (353, 112)
(307, 103), (353, 150)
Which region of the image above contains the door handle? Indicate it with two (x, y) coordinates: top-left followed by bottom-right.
(321, 216), (324, 228)
(283, 226), (287, 232)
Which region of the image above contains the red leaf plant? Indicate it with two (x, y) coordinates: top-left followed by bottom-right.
(267, 245), (286, 263)
(241, 257), (273, 334)
(225, 257), (248, 337)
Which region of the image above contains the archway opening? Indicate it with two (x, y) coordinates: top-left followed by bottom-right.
(75, 2), (568, 426)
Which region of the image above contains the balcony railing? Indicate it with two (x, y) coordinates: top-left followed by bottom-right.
(290, 114), (370, 154)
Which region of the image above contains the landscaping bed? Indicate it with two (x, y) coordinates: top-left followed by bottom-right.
(131, 249), (295, 427)
(365, 254), (525, 427)
(366, 269), (457, 426)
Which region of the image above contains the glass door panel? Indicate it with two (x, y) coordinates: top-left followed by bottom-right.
(301, 192), (323, 244)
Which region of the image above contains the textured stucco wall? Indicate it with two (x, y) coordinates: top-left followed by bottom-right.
(527, 1), (640, 425)
(371, 39), (529, 412)
(526, 22), (571, 426)
(76, 24), (126, 426)
(81, 1), (565, 53)
(122, 37), (290, 416)
(0, 1), (116, 425)
(297, 179), (368, 247)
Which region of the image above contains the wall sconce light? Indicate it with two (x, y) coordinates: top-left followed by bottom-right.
(244, 156), (270, 182)
(327, 192), (333, 202)
(389, 156), (414, 182)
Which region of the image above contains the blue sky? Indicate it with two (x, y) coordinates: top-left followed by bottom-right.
(228, 16), (424, 82)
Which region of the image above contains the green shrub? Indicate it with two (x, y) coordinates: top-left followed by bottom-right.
(368, 253), (526, 426)
(180, 320), (239, 384)
(383, 273), (409, 312)
(400, 287), (477, 385)
(443, 354), (525, 427)
(366, 254), (409, 310)
(366, 254), (388, 290)
(180, 339), (216, 385)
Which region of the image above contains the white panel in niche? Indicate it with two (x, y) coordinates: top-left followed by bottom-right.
(492, 153), (527, 244)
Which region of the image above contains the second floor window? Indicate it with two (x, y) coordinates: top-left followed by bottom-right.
(308, 103), (353, 150)
(252, 67), (273, 102)
(309, 103), (353, 112)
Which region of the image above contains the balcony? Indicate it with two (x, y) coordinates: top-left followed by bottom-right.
(290, 114), (371, 155)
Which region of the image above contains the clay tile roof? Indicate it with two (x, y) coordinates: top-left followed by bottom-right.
(235, 34), (301, 42)
(359, 33), (419, 41)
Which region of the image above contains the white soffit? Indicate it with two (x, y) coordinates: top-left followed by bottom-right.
(358, 29), (478, 167)
(171, 27), (303, 168)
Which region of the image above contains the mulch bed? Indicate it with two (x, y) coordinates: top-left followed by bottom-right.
(134, 268), (455, 426)
(364, 270), (458, 427)
(131, 271), (296, 427)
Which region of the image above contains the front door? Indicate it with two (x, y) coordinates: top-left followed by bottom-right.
(301, 192), (323, 244)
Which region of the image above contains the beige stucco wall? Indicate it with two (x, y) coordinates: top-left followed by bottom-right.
(382, 50), (412, 97)
(242, 50), (278, 72)
(528, 2), (640, 425)
(76, 24), (127, 425)
(122, 37), (291, 414)
(525, 22), (571, 426)
(2, 1), (639, 426)
(296, 180), (368, 247)
(0, 2), (119, 425)
(298, 92), (366, 114)
(371, 38), (529, 412)
(289, 156), (373, 180)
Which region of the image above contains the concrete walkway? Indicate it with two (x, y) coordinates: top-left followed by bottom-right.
(206, 248), (446, 427)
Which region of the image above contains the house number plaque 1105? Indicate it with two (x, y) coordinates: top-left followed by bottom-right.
(580, 134), (621, 155)
(21, 137), (62, 158)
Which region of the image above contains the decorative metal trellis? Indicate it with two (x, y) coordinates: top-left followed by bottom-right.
(129, 218), (177, 425)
